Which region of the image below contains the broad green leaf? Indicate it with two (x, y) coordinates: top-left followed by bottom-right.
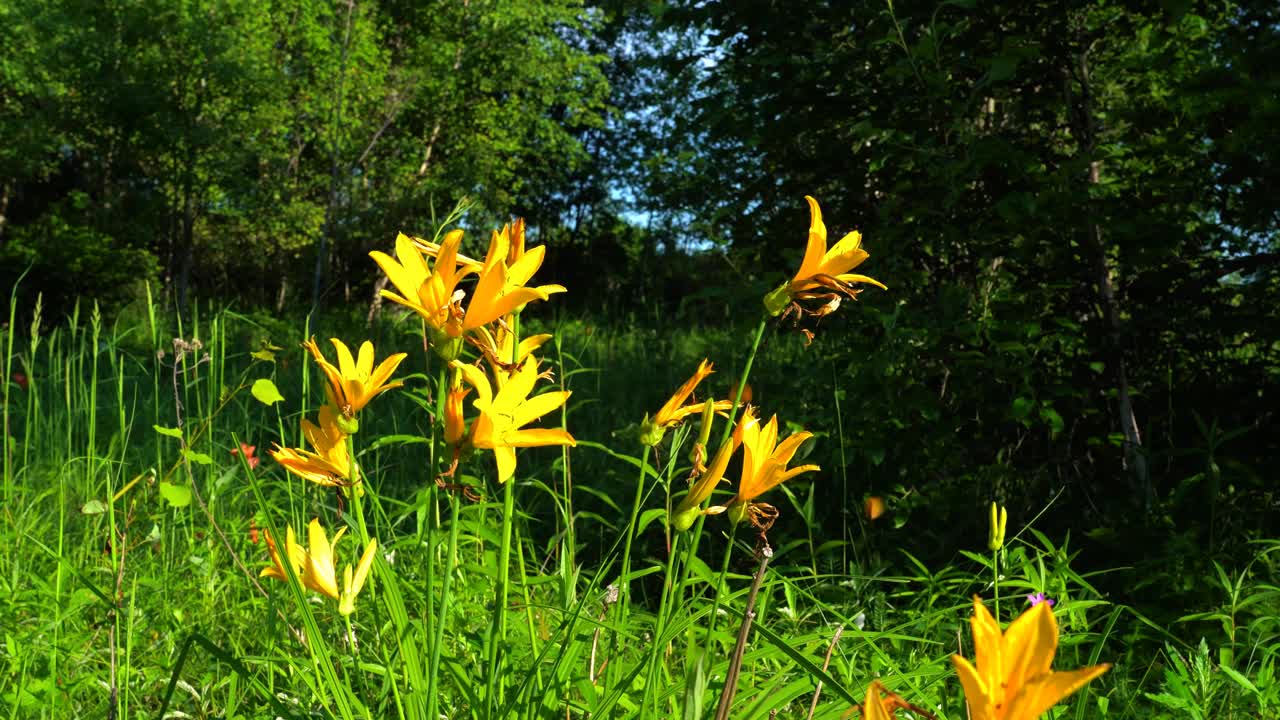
(182, 449), (213, 465)
(153, 425), (184, 439)
(251, 378), (285, 406)
(158, 482), (192, 508)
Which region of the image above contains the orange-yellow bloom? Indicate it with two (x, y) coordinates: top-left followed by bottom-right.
(484, 219), (565, 304)
(639, 359), (733, 446)
(374, 224), (564, 346)
(370, 231), (475, 344)
(720, 407), (820, 530)
(260, 518), (343, 599)
(302, 337), (407, 422)
(862, 681), (894, 720)
(953, 597), (1110, 720)
(764, 195), (887, 317)
(260, 519), (377, 615)
(671, 427), (741, 531)
(270, 405), (353, 487)
(453, 356), (576, 483)
(457, 222), (565, 334)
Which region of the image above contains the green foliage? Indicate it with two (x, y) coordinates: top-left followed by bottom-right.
(1, 193), (160, 315)
(0, 0), (609, 313)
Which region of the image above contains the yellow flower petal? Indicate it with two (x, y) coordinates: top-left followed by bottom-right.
(1006, 664), (1112, 719)
(956, 598), (1110, 720)
(952, 654), (996, 720)
(339, 537), (377, 616)
(454, 356), (574, 484)
(862, 681), (894, 720)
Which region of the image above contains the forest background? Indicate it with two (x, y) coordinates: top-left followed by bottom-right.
(1, 0), (1279, 715)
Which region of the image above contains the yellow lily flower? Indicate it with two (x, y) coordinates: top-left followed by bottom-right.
(764, 195), (887, 317)
(862, 681), (894, 720)
(720, 407), (820, 530)
(953, 597), (1110, 720)
(488, 219), (565, 302)
(473, 323), (553, 376)
(270, 405), (353, 487)
(260, 519), (378, 614)
(375, 225), (563, 345)
(259, 518), (343, 599)
(260, 524), (305, 584)
(453, 356), (576, 484)
(302, 337), (407, 422)
(671, 428), (740, 532)
(339, 537), (377, 616)
(457, 222), (565, 334)
(639, 359), (733, 446)
(300, 518), (344, 600)
(370, 231), (475, 344)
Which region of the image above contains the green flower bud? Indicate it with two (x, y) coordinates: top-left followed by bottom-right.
(763, 281), (792, 316)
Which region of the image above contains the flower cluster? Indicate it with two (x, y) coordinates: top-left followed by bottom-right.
(370, 220), (565, 361)
(261, 217), (577, 609)
(260, 339), (405, 613)
(369, 222), (576, 485)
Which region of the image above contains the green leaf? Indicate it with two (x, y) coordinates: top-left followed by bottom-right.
(251, 378), (285, 406)
(1012, 396), (1034, 421)
(153, 425), (184, 439)
(1039, 406), (1065, 435)
(1220, 664), (1258, 695)
(81, 499), (108, 515)
(752, 623), (859, 705)
(158, 482), (192, 508)
(182, 449), (213, 465)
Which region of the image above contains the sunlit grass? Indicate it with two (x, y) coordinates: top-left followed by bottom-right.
(1, 209), (1277, 719)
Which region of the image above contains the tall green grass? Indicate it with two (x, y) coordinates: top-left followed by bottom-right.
(0, 286), (1276, 719)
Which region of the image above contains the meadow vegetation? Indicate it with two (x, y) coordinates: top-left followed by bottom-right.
(3, 200), (1278, 719)
(3, 0), (1279, 718)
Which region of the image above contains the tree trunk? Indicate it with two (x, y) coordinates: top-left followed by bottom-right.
(0, 182), (10, 243)
(176, 180), (196, 317)
(1067, 35), (1150, 505)
(310, 0), (357, 331)
(276, 275), (289, 315)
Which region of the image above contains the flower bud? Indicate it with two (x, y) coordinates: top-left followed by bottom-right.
(763, 281), (791, 316)
(987, 502), (1008, 551)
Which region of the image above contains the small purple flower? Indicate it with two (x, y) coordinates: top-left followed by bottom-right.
(1027, 592), (1056, 608)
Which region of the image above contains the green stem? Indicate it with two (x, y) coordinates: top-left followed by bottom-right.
(346, 435), (370, 545)
(429, 488), (460, 720)
(618, 444), (651, 618)
(642, 532), (682, 715)
(487, 478), (515, 715)
(992, 548), (1000, 621)
(703, 524), (739, 652)
(426, 363), (447, 720)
